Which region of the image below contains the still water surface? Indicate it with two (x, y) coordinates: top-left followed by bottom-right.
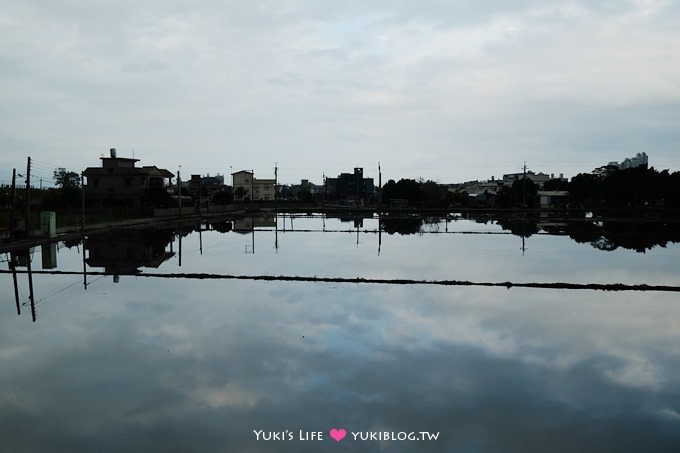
(2, 215), (680, 452)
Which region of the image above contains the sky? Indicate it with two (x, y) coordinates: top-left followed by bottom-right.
(1, 0), (680, 187)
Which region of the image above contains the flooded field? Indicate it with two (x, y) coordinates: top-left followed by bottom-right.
(2, 214), (680, 452)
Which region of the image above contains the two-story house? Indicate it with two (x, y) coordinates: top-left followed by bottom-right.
(83, 148), (174, 207)
(232, 170), (275, 201)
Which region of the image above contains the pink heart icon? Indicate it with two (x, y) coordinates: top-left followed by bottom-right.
(329, 428), (347, 442)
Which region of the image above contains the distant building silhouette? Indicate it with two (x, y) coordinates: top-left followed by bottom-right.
(299, 179), (324, 196)
(83, 148), (174, 207)
(325, 168), (375, 205)
(188, 174), (225, 197)
(608, 152), (649, 170)
(454, 177), (503, 196)
(502, 171), (551, 188)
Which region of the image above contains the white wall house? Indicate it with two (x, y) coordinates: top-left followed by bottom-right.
(232, 170), (275, 201)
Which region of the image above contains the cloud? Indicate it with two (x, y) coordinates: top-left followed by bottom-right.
(1, 0), (679, 184)
(3, 222), (680, 451)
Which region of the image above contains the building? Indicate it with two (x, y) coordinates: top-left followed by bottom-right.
(85, 227), (175, 277)
(325, 168), (375, 204)
(188, 173), (226, 198)
(537, 190), (570, 209)
(232, 170), (275, 201)
(300, 179), (324, 196)
(606, 152), (649, 171)
(502, 171), (551, 188)
(281, 179), (324, 200)
(455, 177), (503, 196)
(620, 152), (649, 170)
(233, 216), (277, 232)
(83, 148), (174, 207)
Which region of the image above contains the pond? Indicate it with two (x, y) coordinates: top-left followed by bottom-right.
(2, 214), (680, 452)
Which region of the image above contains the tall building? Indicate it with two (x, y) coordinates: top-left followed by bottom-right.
(325, 168), (375, 204)
(619, 152), (648, 170)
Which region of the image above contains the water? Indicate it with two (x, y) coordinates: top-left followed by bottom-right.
(2, 215), (680, 452)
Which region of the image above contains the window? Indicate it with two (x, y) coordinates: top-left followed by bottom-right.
(124, 177), (132, 188)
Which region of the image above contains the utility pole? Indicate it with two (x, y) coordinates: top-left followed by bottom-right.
(81, 172), (85, 233)
(378, 162), (382, 211)
(10, 252), (20, 315)
(81, 172), (87, 289)
(9, 169), (16, 238)
(177, 168), (182, 219)
(522, 161), (527, 208)
(178, 168), (183, 263)
(27, 251), (36, 322)
(274, 163), (278, 209)
(377, 162), (382, 255)
(24, 157), (31, 237)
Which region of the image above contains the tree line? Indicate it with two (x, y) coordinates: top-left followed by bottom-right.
(4, 164), (678, 212)
(381, 165), (680, 211)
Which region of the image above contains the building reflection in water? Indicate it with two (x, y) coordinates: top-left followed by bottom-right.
(85, 228), (175, 281)
(232, 216), (275, 254)
(232, 216), (276, 232)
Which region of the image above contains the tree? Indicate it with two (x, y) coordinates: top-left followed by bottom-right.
(514, 177), (538, 207)
(569, 173), (601, 207)
(143, 187), (172, 208)
(53, 168), (81, 188)
(382, 179), (423, 204)
(543, 178), (569, 191)
(592, 164), (617, 178)
(494, 178), (538, 208)
(297, 187), (314, 202)
(380, 217), (423, 235)
(234, 186), (248, 201)
(420, 180), (448, 207)
(212, 189), (233, 205)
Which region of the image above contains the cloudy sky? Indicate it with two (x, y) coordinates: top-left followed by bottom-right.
(2, 0), (680, 186)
